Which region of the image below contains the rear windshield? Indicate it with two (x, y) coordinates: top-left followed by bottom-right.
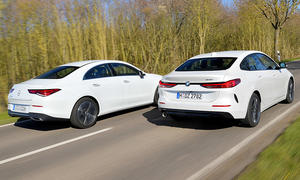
(35, 66), (79, 79)
(175, 57), (236, 71)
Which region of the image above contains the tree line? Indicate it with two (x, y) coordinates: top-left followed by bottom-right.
(0, 0), (299, 111)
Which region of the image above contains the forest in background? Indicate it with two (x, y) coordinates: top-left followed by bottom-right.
(0, 0), (299, 111)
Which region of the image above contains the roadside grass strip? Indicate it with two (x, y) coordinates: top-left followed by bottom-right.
(238, 117), (300, 180)
(0, 112), (17, 126)
(283, 57), (300, 62)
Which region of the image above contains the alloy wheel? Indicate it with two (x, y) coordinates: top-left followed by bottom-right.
(77, 101), (97, 126)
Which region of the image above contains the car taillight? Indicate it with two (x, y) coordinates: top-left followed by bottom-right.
(159, 80), (177, 88)
(28, 89), (61, 97)
(201, 79), (241, 88)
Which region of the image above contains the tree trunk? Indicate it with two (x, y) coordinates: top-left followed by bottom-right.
(274, 28), (280, 61)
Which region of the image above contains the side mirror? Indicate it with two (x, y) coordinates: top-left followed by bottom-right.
(139, 71), (146, 78)
(279, 62), (287, 69)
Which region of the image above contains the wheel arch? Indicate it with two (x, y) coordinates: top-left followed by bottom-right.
(71, 95), (101, 118)
(290, 76), (294, 84)
(253, 90), (261, 101)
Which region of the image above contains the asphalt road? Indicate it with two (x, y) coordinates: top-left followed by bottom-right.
(0, 62), (300, 180)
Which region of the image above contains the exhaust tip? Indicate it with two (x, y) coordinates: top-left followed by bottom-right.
(30, 117), (43, 121)
(162, 112), (168, 118)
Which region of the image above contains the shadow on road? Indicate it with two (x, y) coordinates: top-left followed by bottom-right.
(14, 118), (71, 131)
(13, 105), (152, 131)
(96, 105), (151, 122)
(143, 108), (240, 130)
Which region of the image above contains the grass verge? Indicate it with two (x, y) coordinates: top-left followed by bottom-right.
(237, 117), (300, 180)
(0, 111), (18, 126)
(283, 57), (300, 62)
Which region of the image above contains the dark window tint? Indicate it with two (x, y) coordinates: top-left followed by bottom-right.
(240, 55), (266, 71)
(175, 58), (236, 71)
(84, 64), (112, 80)
(256, 54), (278, 70)
(240, 58), (249, 70)
(110, 63), (139, 76)
(35, 66), (78, 79)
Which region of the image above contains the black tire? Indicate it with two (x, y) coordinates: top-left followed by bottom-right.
(70, 97), (99, 129)
(283, 79), (294, 104)
(153, 87), (159, 106)
(241, 93), (261, 127)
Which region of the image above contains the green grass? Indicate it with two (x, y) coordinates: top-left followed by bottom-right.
(0, 111), (18, 126)
(282, 57), (300, 62)
(238, 117), (300, 180)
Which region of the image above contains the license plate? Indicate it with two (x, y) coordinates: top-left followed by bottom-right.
(12, 104), (29, 113)
(177, 92), (202, 100)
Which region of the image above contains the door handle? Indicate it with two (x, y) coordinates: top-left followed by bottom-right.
(123, 80), (130, 83)
(92, 83), (101, 87)
(258, 75), (262, 78)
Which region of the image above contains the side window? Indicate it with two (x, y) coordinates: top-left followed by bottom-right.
(252, 55), (266, 70)
(240, 59), (250, 70)
(83, 64), (112, 80)
(240, 55), (266, 71)
(110, 63), (139, 76)
(256, 54), (278, 70)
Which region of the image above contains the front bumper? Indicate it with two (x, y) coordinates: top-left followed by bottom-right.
(8, 110), (68, 122)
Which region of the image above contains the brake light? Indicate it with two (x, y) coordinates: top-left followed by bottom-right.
(159, 80), (177, 88)
(201, 79), (241, 88)
(28, 89), (61, 97)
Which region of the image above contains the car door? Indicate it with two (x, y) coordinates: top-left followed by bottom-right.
(251, 54), (278, 108)
(109, 63), (149, 107)
(256, 53), (286, 101)
(83, 64), (124, 114)
(240, 54), (269, 109)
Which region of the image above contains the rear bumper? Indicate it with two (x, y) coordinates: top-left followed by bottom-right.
(8, 110), (68, 122)
(158, 89), (248, 119)
(159, 108), (234, 119)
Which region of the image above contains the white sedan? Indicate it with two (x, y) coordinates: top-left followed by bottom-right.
(158, 51), (294, 127)
(8, 60), (161, 128)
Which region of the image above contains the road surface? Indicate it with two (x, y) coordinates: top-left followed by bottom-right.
(0, 62), (300, 180)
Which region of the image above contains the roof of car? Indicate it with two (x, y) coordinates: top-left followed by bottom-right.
(190, 50), (261, 59)
(60, 60), (127, 67)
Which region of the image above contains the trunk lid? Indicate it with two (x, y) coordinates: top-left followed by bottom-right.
(8, 79), (61, 102)
(163, 71), (227, 83)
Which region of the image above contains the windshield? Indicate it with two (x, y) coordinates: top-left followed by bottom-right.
(35, 66), (79, 79)
(175, 57), (236, 71)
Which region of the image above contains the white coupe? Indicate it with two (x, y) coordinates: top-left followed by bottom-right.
(158, 51), (294, 127)
(8, 60), (161, 128)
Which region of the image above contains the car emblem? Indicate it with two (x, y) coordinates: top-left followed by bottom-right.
(185, 81), (190, 87)
(17, 90), (21, 96)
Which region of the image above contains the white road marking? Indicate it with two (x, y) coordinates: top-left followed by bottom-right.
(0, 120), (32, 128)
(0, 122), (15, 128)
(187, 100), (300, 180)
(0, 127), (112, 165)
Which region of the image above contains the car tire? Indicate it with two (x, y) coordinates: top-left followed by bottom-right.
(241, 93), (261, 127)
(283, 79), (294, 104)
(70, 97), (99, 129)
(153, 87), (159, 106)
